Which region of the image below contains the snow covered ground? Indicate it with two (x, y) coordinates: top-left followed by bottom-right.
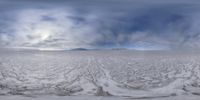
(0, 95), (200, 100)
(0, 49), (200, 100)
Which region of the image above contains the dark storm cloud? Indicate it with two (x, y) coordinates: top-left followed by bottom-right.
(0, 0), (200, 50)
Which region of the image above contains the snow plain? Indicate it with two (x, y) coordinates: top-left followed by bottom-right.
(0, 49), (200, 100)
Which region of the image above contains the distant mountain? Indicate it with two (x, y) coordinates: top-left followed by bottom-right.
(70, 48), (89, 51)
(69, 48), (129, 51)
(111, 48), (128, 50)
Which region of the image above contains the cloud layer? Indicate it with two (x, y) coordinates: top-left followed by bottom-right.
(1, 0), (200, 50)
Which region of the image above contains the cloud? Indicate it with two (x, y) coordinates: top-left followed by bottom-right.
(0, 0), (200, 50)
(2, 8), (102, 49)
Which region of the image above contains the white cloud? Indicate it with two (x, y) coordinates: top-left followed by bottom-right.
(2, 8), (101, 50)
(1, 1), (200, 50)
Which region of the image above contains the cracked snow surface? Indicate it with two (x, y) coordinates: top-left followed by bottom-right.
(0, 50), (200, 99)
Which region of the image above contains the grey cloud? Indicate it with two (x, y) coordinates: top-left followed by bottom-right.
(1, 0), (200, 50)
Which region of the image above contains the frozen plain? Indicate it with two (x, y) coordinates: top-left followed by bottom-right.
(0, 49), (200, 100)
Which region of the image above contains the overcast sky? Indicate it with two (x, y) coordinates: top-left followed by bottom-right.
(0, 0), (200, 50)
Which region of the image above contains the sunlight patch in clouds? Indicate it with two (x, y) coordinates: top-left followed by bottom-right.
(4, 8), (99, 50)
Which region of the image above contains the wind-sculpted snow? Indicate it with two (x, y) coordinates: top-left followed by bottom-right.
(0, 50), (200, 99)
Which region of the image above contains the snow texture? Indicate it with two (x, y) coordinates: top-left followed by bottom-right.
(0, 50), (200, 100)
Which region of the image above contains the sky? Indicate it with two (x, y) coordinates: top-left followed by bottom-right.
(0, 0), (200, 50)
